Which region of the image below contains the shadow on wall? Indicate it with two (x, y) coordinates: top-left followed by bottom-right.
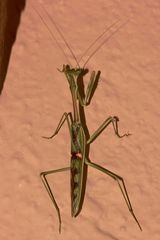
(0, 0), (26, 94)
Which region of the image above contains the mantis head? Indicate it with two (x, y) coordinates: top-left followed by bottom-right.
(58, 64), (100, 106)
(58, 64), (88, 92)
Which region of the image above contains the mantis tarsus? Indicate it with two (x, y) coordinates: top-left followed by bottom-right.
(34, 5), (142, 233)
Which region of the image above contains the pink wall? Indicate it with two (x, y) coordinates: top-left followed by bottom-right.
(1, 0), (160, 239)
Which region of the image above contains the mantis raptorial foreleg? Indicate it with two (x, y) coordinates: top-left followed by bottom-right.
(40, 167), (70, 233)
(85, 159), (142, 230)
(84, 71), (96, 105)
(77, 70), (101, 106)
(87, 116), (130, 144)
(42, 112), (73, 139)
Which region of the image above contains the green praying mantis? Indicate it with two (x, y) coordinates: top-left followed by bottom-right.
(34, 5), (142, 233)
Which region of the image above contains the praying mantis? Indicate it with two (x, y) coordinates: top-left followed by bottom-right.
(34, 5), (142, 233)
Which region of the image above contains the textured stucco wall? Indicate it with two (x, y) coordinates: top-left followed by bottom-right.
(1, 0), (160, 239)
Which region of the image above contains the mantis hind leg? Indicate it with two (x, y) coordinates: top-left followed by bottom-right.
(87, 116), (130, 144)
(85, 159), (142, 231)
(41, 112), (73, 232)
(40, 167), (70, 233)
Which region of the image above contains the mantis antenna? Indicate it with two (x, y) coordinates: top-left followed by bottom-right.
(82, 19), (129, 68)
(32, 3), (129, 70)
(78, 19), (120, 66)
(32, 4), (80, 68)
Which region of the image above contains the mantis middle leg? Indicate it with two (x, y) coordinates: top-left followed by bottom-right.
(42, 112), (73, 139)
(87, 116), (130, 144)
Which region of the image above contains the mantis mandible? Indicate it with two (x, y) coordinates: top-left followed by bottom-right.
(34, 5), (142, 233)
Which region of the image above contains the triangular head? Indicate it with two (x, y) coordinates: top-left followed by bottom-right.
(58, 64), (101, 122)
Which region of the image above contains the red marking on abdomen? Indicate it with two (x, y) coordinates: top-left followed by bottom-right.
(72, 152), (82, 160)
(75, 152), (82, 158)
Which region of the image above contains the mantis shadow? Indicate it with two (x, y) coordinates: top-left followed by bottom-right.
(75, 72), (123, 240)
(76, 68), (101, 215)
(0, 0), (26, 94)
